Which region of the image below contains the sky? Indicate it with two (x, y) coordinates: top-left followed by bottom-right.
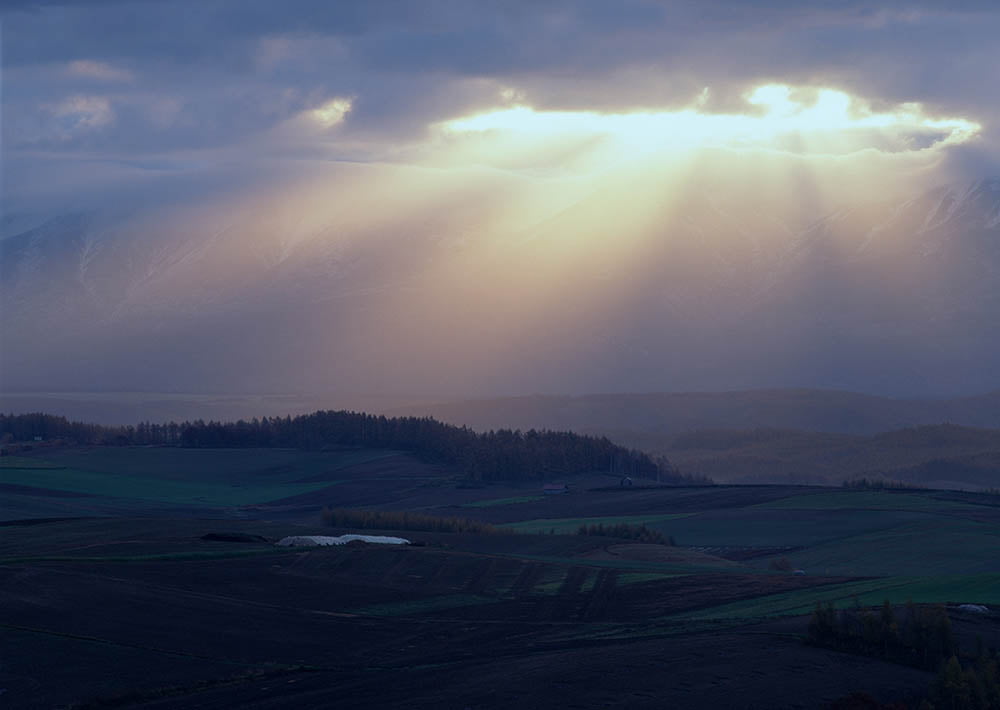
(4, 1), (1000, 402)
(3, 0), (1000, 205)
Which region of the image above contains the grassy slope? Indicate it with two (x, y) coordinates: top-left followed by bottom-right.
(671, 575), (1000, 621)
(0, 447), (398, 507)
(751, 490), (987, 512)
(482, 487), (1000, 618)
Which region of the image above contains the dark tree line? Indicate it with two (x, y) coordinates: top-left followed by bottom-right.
(321, 508), (500, 535)
(0, 413), (113, 445)
(576, 522), (674, 545)
(0, 411), (690, 484)
(842, 478), (920, 491)
(817, 604), (1000, 710)
(808, 600), (956, 671)
(927, 648), (1000, 710)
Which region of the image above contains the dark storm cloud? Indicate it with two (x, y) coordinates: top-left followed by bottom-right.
(2, 0), (999, 171)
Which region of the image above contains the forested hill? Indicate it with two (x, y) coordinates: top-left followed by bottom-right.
(0, 411), (686, 483)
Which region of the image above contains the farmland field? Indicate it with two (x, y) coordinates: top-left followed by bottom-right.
(0, 447), (434, 520)
(2, 446), (1000, 708)
(751, 490), (988, 512)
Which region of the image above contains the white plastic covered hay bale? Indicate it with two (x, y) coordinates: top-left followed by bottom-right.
(957, 604), (989, 614)
(276, 534), (409, 547)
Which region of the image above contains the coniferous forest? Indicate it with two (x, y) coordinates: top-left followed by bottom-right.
(0, 411), (686, 483)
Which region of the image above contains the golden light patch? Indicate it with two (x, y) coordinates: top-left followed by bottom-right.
(311, 97), (352, 128)
(439, 84), (980, 158)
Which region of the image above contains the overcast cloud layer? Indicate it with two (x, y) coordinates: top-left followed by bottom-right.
(4, 0), (1000, 202)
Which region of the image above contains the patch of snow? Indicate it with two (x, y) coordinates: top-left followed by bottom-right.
(957, 604), (989, 614)
(922, 190), (957, 231)
(856, 226), (881, 253)
(987, 205), (1000, 229)
(276, 534), (409, 547)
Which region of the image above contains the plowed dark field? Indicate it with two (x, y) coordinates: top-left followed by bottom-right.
(0, 516), (972, 710)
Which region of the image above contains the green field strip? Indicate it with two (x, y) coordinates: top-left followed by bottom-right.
(759, 517), (1000, 576)
(529, 563), (613, 595)
(500, 512), (693, 534)
(0, 456), (66, 469)
(668, 578), (910, 621)
(565, 617), (754, 643)
(533, 567), (571, 594)
(752, 491), (985, 513)
(663, 509), (930, 548)
(460, 495), (545, 508)
(15, 447), (400, 484)
(351, 593), (494, 616)
(498, 552), (723, 575)
(668, 573), (1000, 621)
(617, 572), (680, 586)
(487, 568), (527, 598)
(0, 547), (293, 564)
(0, 466), (336, 506)
(845, 575), (1000, 606)
(532, 580), (564, 594)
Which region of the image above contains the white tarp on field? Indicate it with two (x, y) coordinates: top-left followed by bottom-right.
(276, 534), (410, 547)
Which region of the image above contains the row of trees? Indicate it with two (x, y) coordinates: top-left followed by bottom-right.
(808, 600), (1000, 709)
(842, 478), (920, 491)
(576, 522), (674, 545)
(1, 411), (687, 483)
(808, 600), (955, 670)
(321, 507), (500, 534)
(0, 413), (111, 445)
(928, 649), (1000, 710)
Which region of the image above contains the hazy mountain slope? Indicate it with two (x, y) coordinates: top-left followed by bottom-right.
(393, 392), (1000, 489)
(392, 390), (1000, 436)
(661, 425), (1000, 489)
(3, 173), (1000, 395)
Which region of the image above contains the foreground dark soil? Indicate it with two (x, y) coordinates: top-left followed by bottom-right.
(126, 624), (933, 710)
(0, 517), (966, 710)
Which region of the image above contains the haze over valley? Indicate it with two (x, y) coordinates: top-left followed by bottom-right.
(6, 172), (1000, 396)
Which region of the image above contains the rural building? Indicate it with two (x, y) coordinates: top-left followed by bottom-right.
(543, 483), (569, 495)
